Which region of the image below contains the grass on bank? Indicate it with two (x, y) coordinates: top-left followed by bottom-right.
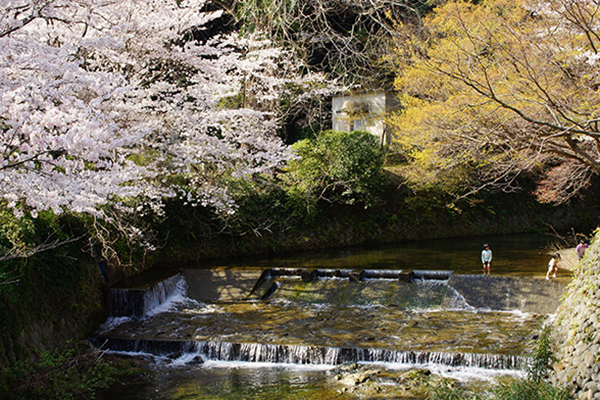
(0, 341), (143, 400)
(428, 328), (573, 400)
(430, 379), (573, 400)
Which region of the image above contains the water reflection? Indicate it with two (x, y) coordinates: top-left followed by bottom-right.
(198, 233), (564, 277)
(95, 233), (569, 400)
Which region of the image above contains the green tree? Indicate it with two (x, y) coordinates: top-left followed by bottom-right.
(232, 0), (434, 88)
(283, 130), (388, 213)
(389, 0), (600, 204)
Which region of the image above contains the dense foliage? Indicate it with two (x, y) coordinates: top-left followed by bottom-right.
(232, 0), (435, 87)
(1, 341), (136, 400)
(284, 130), (388, 212)
(0, 210), (113, 399)
(147, 129), (392, 260)
(389, 0), (600, 204)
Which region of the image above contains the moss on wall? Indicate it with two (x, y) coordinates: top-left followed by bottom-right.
(552, 229), (600, 399)
(0, 215), (107, 374)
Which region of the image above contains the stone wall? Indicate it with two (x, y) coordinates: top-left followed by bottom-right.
(553, 231), (600, 400)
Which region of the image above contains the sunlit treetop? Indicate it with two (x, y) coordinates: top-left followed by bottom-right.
(389, 0), (600, 204)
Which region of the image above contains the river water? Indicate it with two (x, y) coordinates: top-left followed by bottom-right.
(93, 233), (571, 399)
(197, 232), (573, 276)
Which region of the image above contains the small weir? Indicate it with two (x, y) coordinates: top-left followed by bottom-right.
(447, 274), (564, 314)
(108, 272), (186, 318)
(91, 266), (564, 379)
(90, 338), (526, 370)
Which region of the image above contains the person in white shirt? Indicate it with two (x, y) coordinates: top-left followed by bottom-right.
(481, 244), (492, 275)
(546, 253), (561, 280)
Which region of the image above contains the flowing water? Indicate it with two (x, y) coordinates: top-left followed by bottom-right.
(92, 233), (570, 399)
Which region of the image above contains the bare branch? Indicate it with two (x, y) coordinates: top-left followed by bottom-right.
(0, 234), (85, 262)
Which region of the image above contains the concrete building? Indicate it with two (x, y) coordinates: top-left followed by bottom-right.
(332, 92), (400, 145)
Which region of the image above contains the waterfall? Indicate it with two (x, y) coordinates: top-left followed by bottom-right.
(265, 268), (453, 282)
(438, 281), (475, 310)
(446, 274), (563, 313)
(108, 288), (145, 318)
(143, 274), (188, 316)
(108, 273), (187, 318)
(91, 337), (527, 371)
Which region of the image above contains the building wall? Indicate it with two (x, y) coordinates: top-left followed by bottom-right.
(332, 92), (399, 145)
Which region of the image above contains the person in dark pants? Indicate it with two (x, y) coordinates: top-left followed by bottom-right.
(576, 239), (589, 262)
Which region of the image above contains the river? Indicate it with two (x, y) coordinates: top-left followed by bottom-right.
(92, 233), (571, 399)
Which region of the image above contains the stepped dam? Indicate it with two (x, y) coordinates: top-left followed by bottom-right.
(90, 266), (565, 375)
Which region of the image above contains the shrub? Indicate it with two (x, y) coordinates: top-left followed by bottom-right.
(283, 130), (388, 213)
(1, 341), (134, 400)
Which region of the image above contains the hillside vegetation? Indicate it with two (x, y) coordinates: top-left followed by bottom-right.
(1, 0), (600, 398)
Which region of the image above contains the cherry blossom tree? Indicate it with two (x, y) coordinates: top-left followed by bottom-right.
(0, 0), (330, 221)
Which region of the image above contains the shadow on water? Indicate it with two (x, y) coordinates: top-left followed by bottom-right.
(97, 363), (436, 400)
(93, 233), (571, 400)
(196, 233), (566, 277)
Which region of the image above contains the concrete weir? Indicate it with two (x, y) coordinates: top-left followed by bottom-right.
(108, 272), (186, 318)
(91, 266), (565, 372)
(90, 337), (527, 371)
(262, 267), (453, 282)
(447, 274), (564, 314)
(248, 268), (453, 300)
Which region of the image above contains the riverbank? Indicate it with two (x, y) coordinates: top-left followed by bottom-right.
(552, 229), (600, 399)
(0, 184), (596, 398)
(148, 186), (599, 266)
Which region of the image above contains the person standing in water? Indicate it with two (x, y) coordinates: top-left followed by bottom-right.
(481, 244), (492, 275)
(546, 253), (561, 280)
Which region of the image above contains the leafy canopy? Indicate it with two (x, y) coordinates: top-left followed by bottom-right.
(389, 0), (600, 203)
(284, 130), (387, 212)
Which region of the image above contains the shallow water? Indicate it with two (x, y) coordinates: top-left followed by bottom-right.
(97, 301), (545, 356)
(94, 233), (570, 400)
(97, 362), (426, 400)
(195, 233), (569, 277)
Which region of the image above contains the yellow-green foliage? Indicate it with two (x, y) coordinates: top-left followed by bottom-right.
(388, 0), (600, 200)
